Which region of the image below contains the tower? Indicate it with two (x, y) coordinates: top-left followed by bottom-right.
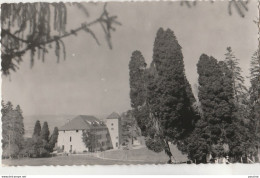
(106, 112), (121, 149)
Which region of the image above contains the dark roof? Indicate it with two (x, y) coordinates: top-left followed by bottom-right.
(107, 112), (120, 119)
(59, 115), (106, 131)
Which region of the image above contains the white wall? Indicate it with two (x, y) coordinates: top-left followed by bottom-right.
(57, 130), (87, 153)
(106, 119), (119, 149)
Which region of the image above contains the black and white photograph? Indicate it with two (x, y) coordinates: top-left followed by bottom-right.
(0, 0), (260, 172)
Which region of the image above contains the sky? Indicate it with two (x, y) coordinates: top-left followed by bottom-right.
(1, 1), (258, 116)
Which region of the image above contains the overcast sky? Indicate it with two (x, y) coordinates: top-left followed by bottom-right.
(2, 1), (258, 116)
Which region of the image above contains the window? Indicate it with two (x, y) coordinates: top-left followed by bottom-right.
(111, 128), (114, 130)
(76, 130), (78, 133)
(116, 142), (118, 147)
(64, 131), (65, 133)
(116, 136), (118, 139)
(70, 145), (72, 152)
(70, 136), (72, 142)
(111, 123), (113, 126)
(62, 145), (64, 150)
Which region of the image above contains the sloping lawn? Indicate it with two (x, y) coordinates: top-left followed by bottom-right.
(2, 145), (188, 166)
(100, 144), (188, 163)
(2, 155), (152, 166)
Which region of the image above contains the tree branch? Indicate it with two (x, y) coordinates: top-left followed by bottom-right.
(2, 3), (120, 60)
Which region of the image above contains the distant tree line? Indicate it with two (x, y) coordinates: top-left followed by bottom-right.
(1, 100), (59, 159)
(129, 27), (260, 164)
(22, 120), (59, 158)
(2, 101), (24, 158)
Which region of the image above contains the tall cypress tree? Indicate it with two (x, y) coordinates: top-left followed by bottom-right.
(33, 120), (41, 137)
(196, 54), (236, 160)
(129, 50), (151, 137)
(41, 122), (50, 142)
(48, 127), (59, 152)
(14, 105), (25, 150)
(129, 28), (197, 163)
(149, 28), (196, 143)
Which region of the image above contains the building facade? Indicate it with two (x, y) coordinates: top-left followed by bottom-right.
(57, 113), (122, 153)
(57, 115), (112, 153)
(106, 112), (122, 149)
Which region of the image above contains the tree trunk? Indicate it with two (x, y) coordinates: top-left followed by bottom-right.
(164, 140), (176, 164)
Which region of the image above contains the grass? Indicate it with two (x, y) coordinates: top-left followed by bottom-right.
(2, 144), (188, 166)
(2, 155), (154, 166)
(99, 144), (188, 163)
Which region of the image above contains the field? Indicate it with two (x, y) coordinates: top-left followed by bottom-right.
(2, 145), (188, 166)
(2, 155), (150, 166)
(99, 145), (188, 163)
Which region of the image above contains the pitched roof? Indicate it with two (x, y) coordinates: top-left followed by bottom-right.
(107, 112), (120, 119)
(59, 115), (106, 131)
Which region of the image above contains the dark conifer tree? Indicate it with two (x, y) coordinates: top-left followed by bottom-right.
(48, 127), (59, 152)
(2, 101), (25, 158)
(196, 54), (236, 160)
(33, 120), (41, 137)
(129, 28), (197, 163)
(249, 50), (260, 105)
(128, 50), (151, 136)
(249, 50), (260, 161)
(224, 47), (249, 120)
(148, 28), (197, 161)
(41, 122), (50, 142)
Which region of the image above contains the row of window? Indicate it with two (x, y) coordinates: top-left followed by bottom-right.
(63, 130), (79, 133)
(63, 128), (110, 133)
(69, 134), (109, 142)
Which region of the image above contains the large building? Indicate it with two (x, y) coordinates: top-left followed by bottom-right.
(57, 113), (121, 153)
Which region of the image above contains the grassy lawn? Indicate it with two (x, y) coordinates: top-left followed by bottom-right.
(100, 144), (188, 163)
(2, 145), (188, 166)
(2, 155), (153, 166)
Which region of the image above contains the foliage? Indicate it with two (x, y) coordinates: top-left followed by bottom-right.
(41, 121), (50, 142)
(1, 2), (121, 75)
(249, 50), (260, 105)
(190, 55), (232, 161)
(48, 127), (59, 152)
(1, 102), (55, 159)
(129, 51), (147, 108)
(129, 28), (197, 162)
(82, 130), (99, 152)
(180, 52), (259, 163)
(147, 28), (197, 156)
(121, 110), (140, 147)
(224, 47), (247, 103)
(21, 121), (58, 157)
(188, 53), (255, 163)
(145, 137), (165, 153)
(183, 118), (210, 163)
(33, 120), (41, 137)
(248, 50), (260, 160)
(1, 100), (25, 158)
(224, 47), (249, 120)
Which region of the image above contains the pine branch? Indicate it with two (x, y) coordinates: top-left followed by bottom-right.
(1, 3), (121, 75)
